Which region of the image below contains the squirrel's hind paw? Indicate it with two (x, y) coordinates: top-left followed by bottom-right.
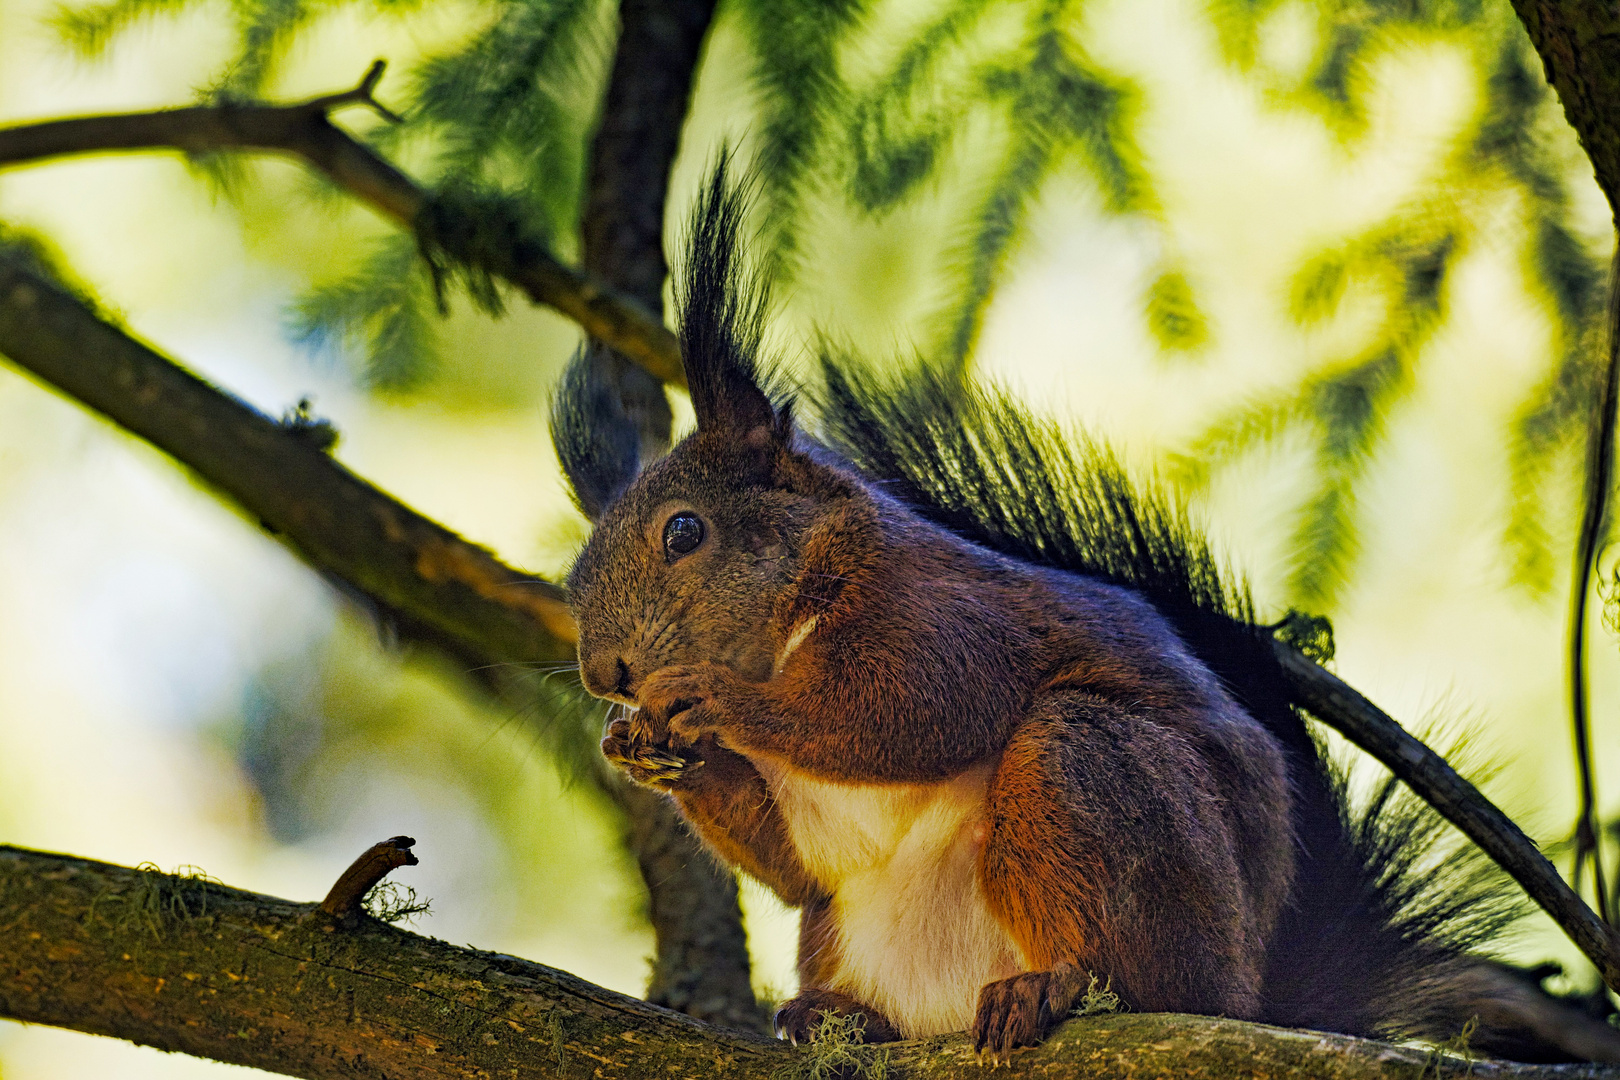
(972, 963), (1087, 1059)
(773, 989), (901, 1046)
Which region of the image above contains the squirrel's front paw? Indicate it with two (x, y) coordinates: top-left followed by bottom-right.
(633, 662), (743, 749)
(601, 715), (702, 788)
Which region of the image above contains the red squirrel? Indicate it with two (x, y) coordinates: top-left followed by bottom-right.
(554, 163), (1620, 1062)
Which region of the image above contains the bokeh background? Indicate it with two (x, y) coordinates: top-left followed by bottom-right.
(1, 0), (1617, 1074)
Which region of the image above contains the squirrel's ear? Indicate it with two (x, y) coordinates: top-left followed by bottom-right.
(675, 152), (789, 440)
(551, 346), (641, 521)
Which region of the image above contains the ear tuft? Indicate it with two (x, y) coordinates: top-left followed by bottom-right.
(675, 152), (791, 438)
(551, 345), (641, 520)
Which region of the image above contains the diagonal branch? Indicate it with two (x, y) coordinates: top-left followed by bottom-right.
(2, 843), (1606, 1080)
(0, 64), (685, 386)
(0, 243), (577, 668)
(1276, 642), (1620, 993)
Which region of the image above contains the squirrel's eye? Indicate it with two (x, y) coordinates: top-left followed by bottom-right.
(663, 512), (705, 559)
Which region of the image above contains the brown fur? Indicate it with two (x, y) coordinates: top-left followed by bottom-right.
(558, 169), (1620, 1061)
(570, 410), (1294, 1052)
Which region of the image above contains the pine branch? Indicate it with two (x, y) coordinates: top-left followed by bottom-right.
(0, 241), (575, 670)
(3, 842), (1609, 1080)
(0, 63), (685, 386)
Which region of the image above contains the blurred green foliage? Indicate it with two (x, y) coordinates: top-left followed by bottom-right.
(21, 0), (1616, 972)
(1186, 0), (1609, 608)
(45, 0), (1608, 611)
(223, 610), (629, 930)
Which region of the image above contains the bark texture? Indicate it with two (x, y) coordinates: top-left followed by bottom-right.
(4, 844), (1613, 1080)
(1509, 2), (1620, 220)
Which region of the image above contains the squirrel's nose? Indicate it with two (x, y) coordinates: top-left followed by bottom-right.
(581, 651), (638, 703)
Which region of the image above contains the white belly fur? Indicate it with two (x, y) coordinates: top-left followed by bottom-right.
(761, 761), (1027, 1038)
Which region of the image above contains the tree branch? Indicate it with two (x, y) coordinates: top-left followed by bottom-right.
(0, 242), (577, 668)
(0, 66), (685, 386)
(3, 843), (1608, 1080)
(1275, 641), (1620, 993)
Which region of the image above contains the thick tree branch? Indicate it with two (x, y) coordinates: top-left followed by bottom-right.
(0, 244), (577, 668)
(3, 843), (1609, 1080)
(1276, 641), (1620, 993)
(0, 66), (685, 386)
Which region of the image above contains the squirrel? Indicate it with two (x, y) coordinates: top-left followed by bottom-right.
(552, 161), (1620, 1063)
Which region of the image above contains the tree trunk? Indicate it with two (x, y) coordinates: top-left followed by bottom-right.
(1509, 2), (1620, 222)
(576, 0), (765, 1033)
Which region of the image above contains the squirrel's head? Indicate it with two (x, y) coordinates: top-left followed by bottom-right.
(555, 161), (868, 703)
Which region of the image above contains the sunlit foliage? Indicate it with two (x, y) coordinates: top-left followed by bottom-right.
(1186, 0), (1608, 606)
(45, 0), (1608, 613)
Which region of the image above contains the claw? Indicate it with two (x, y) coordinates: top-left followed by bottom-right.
(633, 746), (686, 770)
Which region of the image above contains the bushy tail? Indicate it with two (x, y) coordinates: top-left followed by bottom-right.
(811, 354), (1620, 1062)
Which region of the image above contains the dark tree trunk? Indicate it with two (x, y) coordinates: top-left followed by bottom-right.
(1509, 1), (1620, 221)
(575, 0), (764, 1033)
(580, 0), (719, 457)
